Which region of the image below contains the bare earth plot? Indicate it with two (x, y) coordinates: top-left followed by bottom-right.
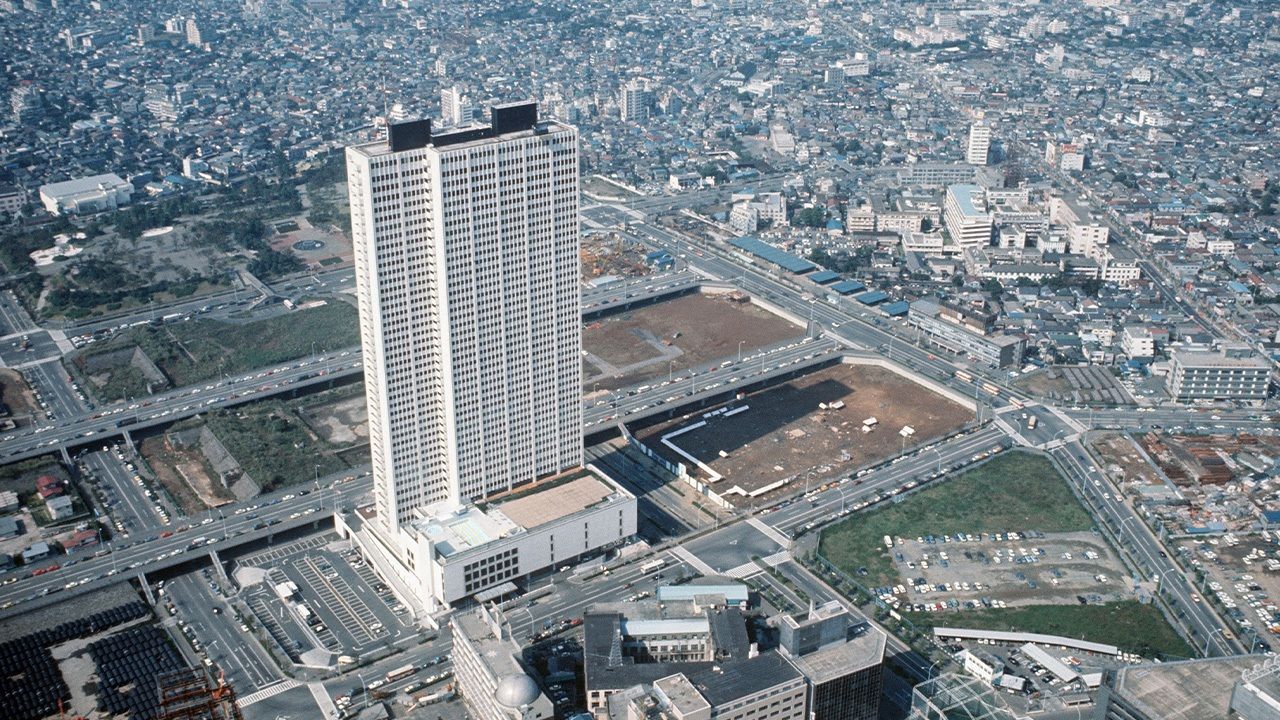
(582, 293), (802, 392)
(139, 435), (234, 514)
(1091, 433), (1164, 487)
(299, 393), (368, 448)
(638, 363), (972, 504)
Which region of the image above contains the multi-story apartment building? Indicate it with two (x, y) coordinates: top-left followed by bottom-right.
(966, 122), (991, 165)
(943, 184), (994, 249)
(1167, 346), (1271, 403)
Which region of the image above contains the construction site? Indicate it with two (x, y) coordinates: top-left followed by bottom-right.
(582, 291), (803, 393)
(637, 362), (973, 507)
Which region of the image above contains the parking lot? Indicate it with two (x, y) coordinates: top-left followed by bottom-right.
(882, 530), (1135, 612)
(233, 532), (412, 661)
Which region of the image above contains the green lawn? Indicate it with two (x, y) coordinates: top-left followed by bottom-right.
(818, 451), (1090, 588)
(205, 400), (348, 493)
(76, 302), (358, 401)
(904, 601), (1195, 659)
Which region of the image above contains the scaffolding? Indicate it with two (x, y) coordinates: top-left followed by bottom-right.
(157, 669), (244, 720)
(907, 674), (1019, 720)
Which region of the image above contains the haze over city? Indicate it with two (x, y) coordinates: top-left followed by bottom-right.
(0, 2), (1278, 720)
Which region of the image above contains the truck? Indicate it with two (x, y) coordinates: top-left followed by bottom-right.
(1026, 416), (1038, 430)
(385, 664), (416, 683)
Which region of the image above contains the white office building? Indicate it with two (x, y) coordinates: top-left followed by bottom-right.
(342, 102), (635, 614)
(942, 184), (993, 249)
(966, 122), (991, 165)
(440, 85), (474, 127)
(39, 173), (132, 215)
(347, 102), (584, 532)
(1167, 346), (1271, 403)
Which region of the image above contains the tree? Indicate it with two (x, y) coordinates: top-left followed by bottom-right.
(792, 207), (827, 228)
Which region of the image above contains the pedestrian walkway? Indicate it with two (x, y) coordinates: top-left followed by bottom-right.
(748, 517), (793, 549)
(723, 562), (762, 580)
(309, 681), (339, 718)
(668, 546), (716, 576)
(240, 679), (301, 707)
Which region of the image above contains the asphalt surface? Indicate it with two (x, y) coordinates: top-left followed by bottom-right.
(166, 571), (281, 692)
(82, 448), (170, 534)
(1051, 440), (1242, 656)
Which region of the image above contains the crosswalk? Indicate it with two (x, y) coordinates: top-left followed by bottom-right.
(723, 550), (792, 579)
(748, 517), (793, 549)
(667, 546), (716, 576)
(240, 679), (301, 707)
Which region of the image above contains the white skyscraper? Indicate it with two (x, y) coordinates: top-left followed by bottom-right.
(440, 85), (473, 127)
(965, 122), (991, 165)
(346, 102), (583, 536)
(619, 78), (652, 122)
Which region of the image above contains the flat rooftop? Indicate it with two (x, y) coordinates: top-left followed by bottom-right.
(1114, 655), (1257, 720)
(409, 466), (627, 557)
(493, 470), (614, 528)
(1171, 349), (1270, 370)
(785, 626), (886, 683)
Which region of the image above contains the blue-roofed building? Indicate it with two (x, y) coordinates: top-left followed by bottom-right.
(809, 270), (840, 284)
(656, 584), (750, 607)
(728, 237), (816, 273)
(831, 280), (866, 295)
(856, 290), (889, 305)
(882, 300), (910, 317)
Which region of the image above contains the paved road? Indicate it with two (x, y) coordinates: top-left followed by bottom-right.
(1050, 440), (1242, 656)
(22, 359), (87, 420)
(167, 571), (281, 692)
(0, 333), (838, 464)
(83, 448), (170, 534)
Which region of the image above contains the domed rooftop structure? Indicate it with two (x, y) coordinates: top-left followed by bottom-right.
(494, 673), (540, 708)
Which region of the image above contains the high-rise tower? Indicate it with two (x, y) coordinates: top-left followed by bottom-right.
(965, 122), (991, 165)
(345, 102), (583, 536)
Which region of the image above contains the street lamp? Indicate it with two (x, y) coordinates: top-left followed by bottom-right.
(1205, 627), (1226, 656)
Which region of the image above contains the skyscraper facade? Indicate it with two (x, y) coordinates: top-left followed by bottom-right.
(965, 122), (991, 165)
(345, 102), (583, 536)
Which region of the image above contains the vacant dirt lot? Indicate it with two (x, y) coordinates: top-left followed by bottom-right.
(890, 531), (1134, 608)
(639, 363), (972, 505)
(139, 435), (233, 514)
(301, 393), (368, 448)
(1092, 433), (1163, 487)
(583, 293), (802, 393)
(0, 368), (42, 427)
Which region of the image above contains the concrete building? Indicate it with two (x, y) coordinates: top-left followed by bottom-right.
(346, 102), (583, 530)
(440, 86), (474, 127)
(958, 649), (1004, 685)
(1094, 654), (1267, 720)
(775, 602), (886, 720)
(908, 299), (1025, 368)
(619, 78), (652, 122)
(451, 605), (554, 720)
(39, 173), (132, 215)
(343, 102), (636, 613)
(1121, 327), (1154, 359)
(340, 466), (636, 612)
(0, 184), (25, 215)
(942, 184), (993, 249)
(965, 122), (991, 165)
(1167, 346), (1271, 403)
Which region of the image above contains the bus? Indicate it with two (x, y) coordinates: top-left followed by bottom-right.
(1009, 397), (1025, 410)
(640, 559), (666, 574)
(981, 382), (1001, 396)
(386, 664), (417, 683)
(954, 370), (974, 383)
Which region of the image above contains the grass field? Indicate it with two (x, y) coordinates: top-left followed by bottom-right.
(205, 400), (348, 493)
(818, 451), (1091, 588)
(904, 601), (1195, 659)
(76, 302), (357, 401)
